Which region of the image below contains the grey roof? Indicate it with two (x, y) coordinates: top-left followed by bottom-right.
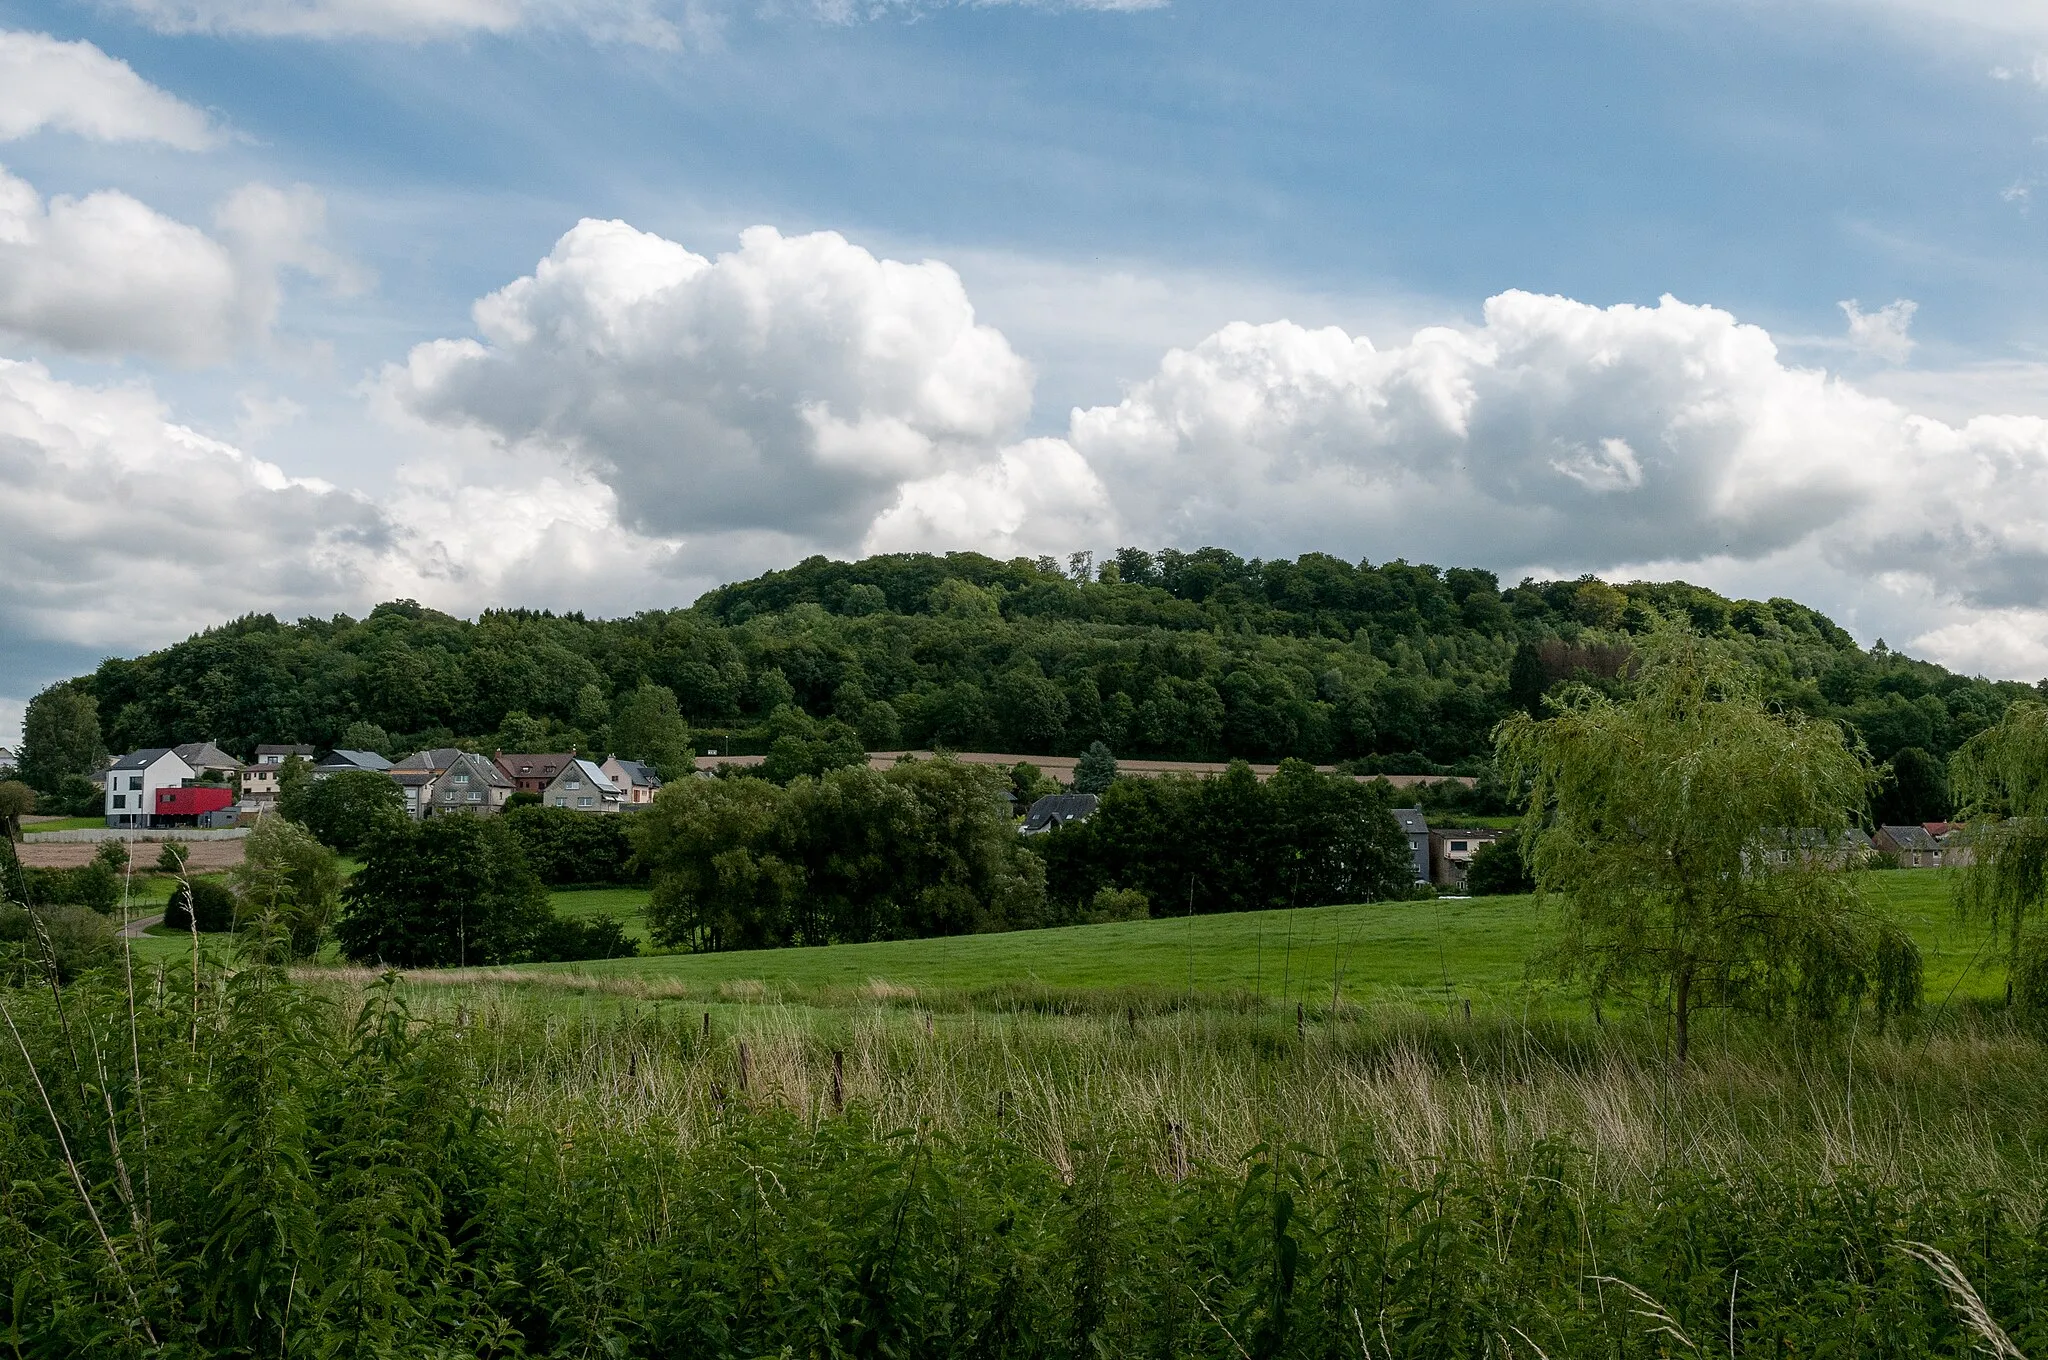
(445, 752), (512, 787)
(1880, 824), (1941, 852)
(321, 749), (394, 772)
(392, 748), (464, 773)
(391, 770), (436, 787)
(554, 758), (620, 791)
(172, 741), (241, 771)
(109, 748), (180, 771)
(607, 758), (662, 788)
(1393, 807), (1430, 836)
(1021, 793), (1099, 834)
(256, 743), (316, 757)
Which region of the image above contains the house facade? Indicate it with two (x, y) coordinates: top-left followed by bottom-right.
(1393, 808), (1431, 884)
(543, 758), (624, 813)
(1429, 828), (1503, 890)
(495, 752), (577, 796)
(423, 752), (513, 816)
(104, 749), (197, 828)
(1875, 824), (1945, 868)
(242, 744), (317, 804)
(601, 757), (662, 805)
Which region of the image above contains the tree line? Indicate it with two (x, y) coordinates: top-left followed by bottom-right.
(15, 549), (2035, 830)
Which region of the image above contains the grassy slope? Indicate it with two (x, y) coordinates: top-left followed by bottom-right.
(512, 869), (2002, 1009)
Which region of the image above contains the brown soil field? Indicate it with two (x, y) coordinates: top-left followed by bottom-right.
(15, 839), (247, 871)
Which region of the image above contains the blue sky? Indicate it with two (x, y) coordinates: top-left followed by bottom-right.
(4, 0), (2048, 745)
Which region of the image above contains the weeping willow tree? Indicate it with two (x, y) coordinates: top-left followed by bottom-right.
(1951, 701), (2048, 999)
(1498, 627), (1917, 1063)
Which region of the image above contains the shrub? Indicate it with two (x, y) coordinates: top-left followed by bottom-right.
(164, 877), (240, 933)
(156, 840), (190, 873)
(1083, 886), (1150, 923)
(231, 819), (344, 958)
(0, 903), (116, 982)
(1463, 832), (1535, 895)
(525, 913), (639, 962)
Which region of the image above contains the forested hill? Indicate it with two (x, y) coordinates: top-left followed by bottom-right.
(60, 548), (2043, 814)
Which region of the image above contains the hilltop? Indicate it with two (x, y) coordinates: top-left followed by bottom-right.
(51, 547), (2041, 822)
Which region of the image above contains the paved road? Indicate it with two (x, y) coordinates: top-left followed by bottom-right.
(120, 909), (165, 939)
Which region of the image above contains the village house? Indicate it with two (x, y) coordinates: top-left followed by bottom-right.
(1875, 824), (1945, 868)
(316, 749), (394, 777)
(494, 751), (577, 796)
(1429, 826), (1503, 890)
(542, 758), (625, 812)
(103, 749), (197, 828)
(1020, 792), (1098, 835)
(241, 744), (316, 804)
(172, 742), (242, 783)
(424, 751), (514, 816)
(1393, 808), (1431, 885)
(600, 757), (663, 805)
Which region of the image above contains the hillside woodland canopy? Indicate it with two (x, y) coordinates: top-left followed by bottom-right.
(20, 548), (2043, 822)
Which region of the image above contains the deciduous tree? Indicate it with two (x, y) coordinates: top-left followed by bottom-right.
(1951, 700), (2048, 982)
(1497, 628), (1915, 1062)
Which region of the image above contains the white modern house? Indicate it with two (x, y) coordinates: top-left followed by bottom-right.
(104, 749), (197, 828)
(544, 758), (624, 812)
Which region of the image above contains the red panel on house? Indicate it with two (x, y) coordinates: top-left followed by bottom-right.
(155, 786), (234, 815)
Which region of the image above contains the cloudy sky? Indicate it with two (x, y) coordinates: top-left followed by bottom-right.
(3, 0), (2048, 745)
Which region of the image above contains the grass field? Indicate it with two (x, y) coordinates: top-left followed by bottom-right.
(19, 816), (109, 833)
(431, 869), (2002, 1016)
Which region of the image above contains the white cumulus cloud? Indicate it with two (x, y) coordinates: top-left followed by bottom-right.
(1058, 290), (2048, 673)
(0, 30), (216, 148)
(0, 168), (356, 364)
(388, 219), (1090, 548)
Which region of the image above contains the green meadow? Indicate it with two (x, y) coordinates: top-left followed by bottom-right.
(405, 868), (2003, 1017)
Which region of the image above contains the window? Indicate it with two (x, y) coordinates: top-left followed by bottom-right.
(566, 780), (581, 790)
(552, 797), (566, 807)
(453, 773), (469, 784)
(578, 796), (593, 807)
(1450, 841), (1467, 852)
(112, 794), (125, 809)
(467, 791), (483, 803)
(129, 776), (143, 791)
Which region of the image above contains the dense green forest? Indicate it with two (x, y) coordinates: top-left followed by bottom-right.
(28, 547), (2045, 820)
